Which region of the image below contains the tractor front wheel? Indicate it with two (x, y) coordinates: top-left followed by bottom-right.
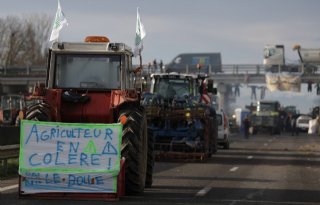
(120, 107), (148, 194)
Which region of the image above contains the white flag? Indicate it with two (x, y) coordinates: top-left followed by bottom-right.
(134, 7), (146, 57)
(49, 0), (68, 42)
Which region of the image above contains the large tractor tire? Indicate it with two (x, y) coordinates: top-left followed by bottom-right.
(145, 128), (155, 188)
(210, 117), (218, 155)
(119, 107), (148, 194)
(25, 103), (51, 121)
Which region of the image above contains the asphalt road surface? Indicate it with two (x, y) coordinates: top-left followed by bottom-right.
(1, 132), (320, 205)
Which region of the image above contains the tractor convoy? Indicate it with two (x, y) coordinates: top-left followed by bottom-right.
(14, 35), (219, 200)
(12, 34), (316, 201)
(17, 33), (317, 200)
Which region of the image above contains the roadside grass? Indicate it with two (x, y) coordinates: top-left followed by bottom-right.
(0, 158), (19, 179)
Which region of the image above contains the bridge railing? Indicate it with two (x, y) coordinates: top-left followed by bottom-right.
(140, 64), (320, 76)
(0, 64), (319, 77)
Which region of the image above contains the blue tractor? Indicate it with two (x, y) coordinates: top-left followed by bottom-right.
(142, 73), (218, 160)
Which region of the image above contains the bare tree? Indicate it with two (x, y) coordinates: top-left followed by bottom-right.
(0, 18), (7, 67)
(0, 14), (52, 68)
(24, 14), (52, 65)
(2, 16), (25, 67)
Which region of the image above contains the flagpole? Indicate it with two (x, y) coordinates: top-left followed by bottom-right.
(139, 49), (142, 70)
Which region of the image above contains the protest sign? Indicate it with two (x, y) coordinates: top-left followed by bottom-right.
(19, 120), (122, 193)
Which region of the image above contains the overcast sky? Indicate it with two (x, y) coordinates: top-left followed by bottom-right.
(1, 0), (319, 64)
(0, 0), (319, 113)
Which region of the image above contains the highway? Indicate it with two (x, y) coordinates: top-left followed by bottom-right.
(1, 132), (320, 205)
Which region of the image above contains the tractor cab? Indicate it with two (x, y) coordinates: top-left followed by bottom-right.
(143, 73), (212, 106)
(47, 36), (135, 91)
(33, 36), (140, 123)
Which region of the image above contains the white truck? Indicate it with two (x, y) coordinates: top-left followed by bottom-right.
(293, 44), (320, 73)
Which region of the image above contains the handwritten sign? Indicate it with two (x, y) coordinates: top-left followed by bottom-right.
(19, 120), (122, 193)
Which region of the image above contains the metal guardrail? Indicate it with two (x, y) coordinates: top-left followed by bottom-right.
(0, 144), (19, 177)
(0, 145), (19, 160)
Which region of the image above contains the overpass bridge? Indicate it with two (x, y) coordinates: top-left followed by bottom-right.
(1, 64), (320, 93)
(1, 64), (319, 113)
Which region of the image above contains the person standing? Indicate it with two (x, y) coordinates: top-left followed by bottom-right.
(147, 62), (152, 73)
(307, 80), (313, 92)
(259, 86), (266, 100)
(291, 117), (298, 136)
(249, 85), (257, 100)
(243, 116), (250, 138)
(315, 82), (320, 95)
(159, 60), (163, 72)
(234, 83), (241, 97)
(153, 59), (158, 72)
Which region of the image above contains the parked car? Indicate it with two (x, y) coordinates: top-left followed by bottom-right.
(216, 110), (230, 149)
(296, 115), (312, 132)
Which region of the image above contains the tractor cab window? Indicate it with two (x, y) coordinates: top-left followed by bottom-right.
(155, 78), (191, 99)
(55, 54), (121, 89)
(258, 103), (276, 111)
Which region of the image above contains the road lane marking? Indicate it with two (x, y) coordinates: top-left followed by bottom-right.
(0, 184), (19, 192)
(264, 143), (268, 146)
(196, 186), (212, 197)
(247, 156), (253, 159)
(230, 167), (239, 172)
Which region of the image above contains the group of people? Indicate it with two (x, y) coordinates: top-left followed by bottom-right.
(147, 59), (164, 73)
(307, 80), (320, 95)
(282, 115), (300, 136)
(228, 84), (267, 100)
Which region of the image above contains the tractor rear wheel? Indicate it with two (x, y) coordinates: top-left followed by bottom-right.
(145, 128), (154, 188)
(120, 107), (148, 194)
(25, 103), (51, 121)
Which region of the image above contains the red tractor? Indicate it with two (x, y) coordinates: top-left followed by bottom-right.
(0, 94), (25, 126)
(23, 36), (154, 195)
(0, 94), (24, 146)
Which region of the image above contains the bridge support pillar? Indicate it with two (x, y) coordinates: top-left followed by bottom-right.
(218, 83), (226, 111)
